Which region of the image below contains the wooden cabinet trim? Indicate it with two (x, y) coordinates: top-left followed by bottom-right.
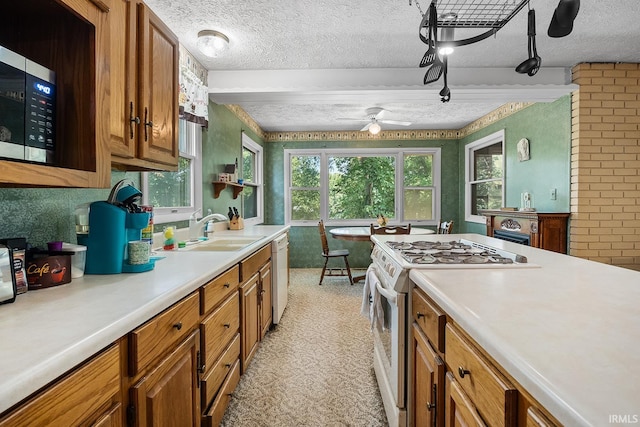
(239, 244), (271, 282)
(445, 323), (518, 427)
(0, 344), (120, 426)
(201, 292), (240, 370)
(129, 292), (199, 376)
(412, 286), (446, 354)
(201, 334), (240, 410)
(445, 372), (487, 427)
(200, 265), (240, 316)
(202, 359), (241, 427)
(129, 329), (200, 426)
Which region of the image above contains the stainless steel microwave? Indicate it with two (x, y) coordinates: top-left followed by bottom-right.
(0, 45), (56, 165)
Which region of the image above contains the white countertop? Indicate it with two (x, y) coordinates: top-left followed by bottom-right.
(407, 234), (640, 427)
(0, 225), (289, 414)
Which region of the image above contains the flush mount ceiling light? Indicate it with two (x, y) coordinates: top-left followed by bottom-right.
(197, 30), (229, 58)
(368, 122), (382, 135)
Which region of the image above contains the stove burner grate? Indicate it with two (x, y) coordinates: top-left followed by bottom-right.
(386, 240), (526, 265)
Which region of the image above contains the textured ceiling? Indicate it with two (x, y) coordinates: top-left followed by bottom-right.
(144, 0), (640, 132)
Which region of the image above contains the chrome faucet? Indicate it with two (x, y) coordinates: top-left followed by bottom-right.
(188, 209), (228, 240)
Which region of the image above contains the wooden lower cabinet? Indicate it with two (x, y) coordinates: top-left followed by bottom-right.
(93, 403), (123, 427)
(129, 330), (201, 426)
(240, 272), (261, 372)
(0, 343), (122, 426)
(202, 359), (241, 427)
(413, 323), (445, 427)
(445, 324), (518, 427)
(259, 262), (272, 339)
(445, 372), (487, 427)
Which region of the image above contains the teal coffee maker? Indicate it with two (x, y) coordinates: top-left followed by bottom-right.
(78, 180), (154, 274)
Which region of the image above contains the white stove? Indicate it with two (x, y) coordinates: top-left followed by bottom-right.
(366, 234), (539, 426)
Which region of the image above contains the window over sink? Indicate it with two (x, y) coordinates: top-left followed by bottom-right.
(284, 148), (441, 226)
(141, 119), (203, 223)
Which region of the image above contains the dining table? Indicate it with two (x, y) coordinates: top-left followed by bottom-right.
(328, 226), (435, 242)
(328, 226), (435, 282)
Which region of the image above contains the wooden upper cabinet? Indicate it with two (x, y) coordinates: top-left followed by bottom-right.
(110, 0), (179, 171)
(0, 0), (111, 187)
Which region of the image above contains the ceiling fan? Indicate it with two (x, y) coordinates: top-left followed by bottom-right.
(337, 107), (412, 134)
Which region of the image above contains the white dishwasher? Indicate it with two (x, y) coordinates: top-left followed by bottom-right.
(271, 233), (289, 324)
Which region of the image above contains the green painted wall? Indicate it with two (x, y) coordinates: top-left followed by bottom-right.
(204, 104), (265, 217)
(0, 172), (139, 248)
(458, 96), (572, 234)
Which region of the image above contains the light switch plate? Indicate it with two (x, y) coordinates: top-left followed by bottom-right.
(550, 188), (557, 200)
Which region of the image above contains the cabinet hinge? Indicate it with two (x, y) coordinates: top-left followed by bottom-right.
(126, 403), (136, 427)
(197, 350), (202, 389)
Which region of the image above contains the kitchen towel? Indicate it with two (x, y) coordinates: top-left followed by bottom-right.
(361, 265), (384, 331)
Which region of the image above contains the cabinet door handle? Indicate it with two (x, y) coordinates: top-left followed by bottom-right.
(129, 102), (140, 139)
(223, 283), (230, 288)
(416, 312), (424, 319)
(458, 366), (471, 378)
(223, 323), (231, 328)
(172, 322), (183, 331)
(225, 363), (231, 368)
(143, 107), (153, 141)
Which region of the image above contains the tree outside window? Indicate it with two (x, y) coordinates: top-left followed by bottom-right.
(286, 149), (440, 225)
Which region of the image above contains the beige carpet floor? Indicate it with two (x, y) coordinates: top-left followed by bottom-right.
(221, 268), (388, 427)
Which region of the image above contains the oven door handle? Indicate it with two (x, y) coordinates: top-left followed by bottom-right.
(375, 280), (397, 304)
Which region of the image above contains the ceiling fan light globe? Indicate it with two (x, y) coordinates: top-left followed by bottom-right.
(369, 123), (382, 135)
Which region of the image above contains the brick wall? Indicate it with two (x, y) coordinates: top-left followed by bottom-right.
(570, 63), (640, 271)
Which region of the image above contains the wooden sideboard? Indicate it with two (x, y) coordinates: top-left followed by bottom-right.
(479, 210), (570, 254)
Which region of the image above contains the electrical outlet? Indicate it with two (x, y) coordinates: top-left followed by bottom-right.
(550, 188), (557, 200)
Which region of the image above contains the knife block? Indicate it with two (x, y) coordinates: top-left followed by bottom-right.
(229, 217), (244, 230)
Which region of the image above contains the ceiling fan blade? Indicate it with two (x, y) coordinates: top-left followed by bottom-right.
(380, 120), (412, 126)
(374, 109), (387, 120)
(360, 123), (372, 132)
(548, 0), (579, 38)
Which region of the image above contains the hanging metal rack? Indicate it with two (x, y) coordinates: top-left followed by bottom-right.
(419, 0), (531, 48)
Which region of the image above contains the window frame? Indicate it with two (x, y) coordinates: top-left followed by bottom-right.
(141, 119), (203, 224)
(241, 132), (264, 226)
(284, 147), (441, 226)
(464, 129), (505, 224)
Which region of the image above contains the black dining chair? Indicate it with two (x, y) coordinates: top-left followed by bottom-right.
(370, 224), (412, 235)
(318, 220), (354, 286)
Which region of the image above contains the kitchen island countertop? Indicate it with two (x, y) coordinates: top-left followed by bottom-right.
(0, 225), (289, 414)
(409, 234), (640, 427)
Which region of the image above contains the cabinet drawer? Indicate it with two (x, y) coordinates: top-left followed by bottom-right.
(445, 324), (518, 427)
(200, 265), (239, 315)
(129, 292), (200, 376)
(240, 244), (271, 281)
(0, 344), (120, 426)
(412, 287), (446, 353)
(202, 359), (241, 427)
(201, 292), (240, 370)
(526, 407), (558, 427)
(201, 333), (240, 408)
(445, 372), (487, 427)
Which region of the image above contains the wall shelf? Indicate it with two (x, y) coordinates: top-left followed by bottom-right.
(212, 181), (244, 199)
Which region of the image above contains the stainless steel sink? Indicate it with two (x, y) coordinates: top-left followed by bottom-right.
(182, 235), (265, 251)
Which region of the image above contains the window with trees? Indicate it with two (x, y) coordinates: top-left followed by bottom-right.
(241, 132), (263, 225)
(465, 130), (504, 223)
(285, 148), (440, 225)
(142, 119), (203, 223)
